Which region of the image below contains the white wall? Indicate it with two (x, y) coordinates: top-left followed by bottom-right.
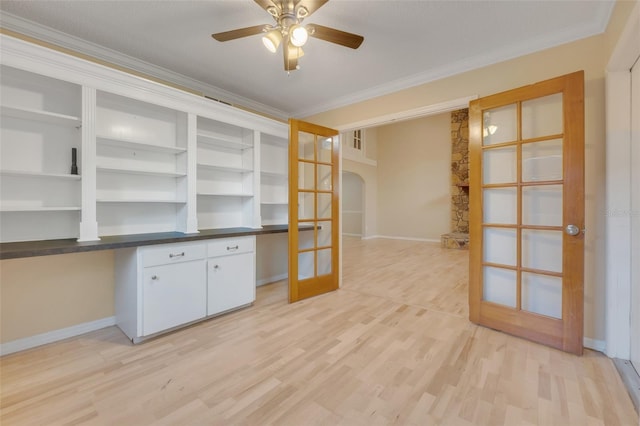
(342, 171), (364, 236)
(375, 114), (451, 241)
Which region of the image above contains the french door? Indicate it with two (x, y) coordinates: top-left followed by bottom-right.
(288, 119), (340, 303)
(469, 71), (585, 355)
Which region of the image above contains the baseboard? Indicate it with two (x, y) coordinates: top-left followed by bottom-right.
(0, 316), (116, 356)
(257, 273), (288, 287)
(583, 337), (606, 353)
(613, 358), (640, 413)
(365, 235), (441, 243)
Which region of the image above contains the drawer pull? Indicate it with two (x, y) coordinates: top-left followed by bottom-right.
(213, 264), (220, 270)
(169, 252), (185, 258)
(151, 275), (159, 280)
(227, 245), (239, 251)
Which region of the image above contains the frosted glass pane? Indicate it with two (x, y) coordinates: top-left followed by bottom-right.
(318, 249), (332, 275)
(483, 104), (517, 146)
(317, 193), (332, 219)
(522, 272), (562, 319)
(298, 226), (315, 250)
(298, 131), (315, 160)
(483, 146), (517, 184)
(522, 185), (562, 226)
(318, 221), (332, 247)
(522, 93), (563, 139)
(317, 137), (334, 163)
(298, 192), (314, 220)
(522, 139), (563, 182)
(483, 228), (517, 266)
(298, 162), (315, 190)
(298, 252), (314, 280)
(483, 266), (517, 308)
(522, 229), (562, 273)
(483, 188), (517, 224)
(317, 164), (332, 190)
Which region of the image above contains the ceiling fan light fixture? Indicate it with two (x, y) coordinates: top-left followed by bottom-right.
(290, 24), (309, 47)
(262, 29), (282, 53)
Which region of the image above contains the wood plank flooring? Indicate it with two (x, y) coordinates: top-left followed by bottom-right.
(1, 237), (637, 425)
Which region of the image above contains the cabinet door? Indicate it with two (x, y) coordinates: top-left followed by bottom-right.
(207, 252), (255, 316)
(143, 260), (206, 336)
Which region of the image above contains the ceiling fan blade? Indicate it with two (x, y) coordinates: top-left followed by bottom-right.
(212, 25), (268, 42)
(296, 0), (329, 17)
(308, 24), (363, 49)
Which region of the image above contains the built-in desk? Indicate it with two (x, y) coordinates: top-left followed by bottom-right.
(0, 225), (298, 260)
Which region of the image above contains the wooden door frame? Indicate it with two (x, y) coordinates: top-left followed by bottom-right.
(469, 71), (585, 355)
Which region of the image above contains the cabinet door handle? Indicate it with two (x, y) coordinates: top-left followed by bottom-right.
(227, 245), (239, 251)
(213, 264), (220, 270)
(151, 275), (159, 280)
(169, 252), (185, 258)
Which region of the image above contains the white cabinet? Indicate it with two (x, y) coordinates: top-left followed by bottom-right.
(115, 236), (256, 342)
(260, 134), (289, 226)
(207, 236), (256, 316)
(0, 65), (82, 242)
(115, 242), (207, 341)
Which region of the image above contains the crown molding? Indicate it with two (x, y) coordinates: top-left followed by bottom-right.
(0, 12), (289, 120)
(297, 1), (615, 118)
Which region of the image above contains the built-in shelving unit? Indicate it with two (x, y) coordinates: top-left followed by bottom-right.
(196, 117), (257, 230)
(0, 34), (289, 244)
(95, 91), (188, 236)
(0, 65), (82, 242)
(260, 134), (288, 226)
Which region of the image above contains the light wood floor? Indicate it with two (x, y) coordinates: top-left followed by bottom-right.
(1, 237), (637, 425)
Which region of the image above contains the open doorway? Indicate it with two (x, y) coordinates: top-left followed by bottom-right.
(342, 171), (364, 238)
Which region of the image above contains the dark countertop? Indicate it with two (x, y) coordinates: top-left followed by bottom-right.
(0, 225), (298, 260)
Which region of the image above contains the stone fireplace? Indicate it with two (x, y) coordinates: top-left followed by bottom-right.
(441, 108), (470, 249)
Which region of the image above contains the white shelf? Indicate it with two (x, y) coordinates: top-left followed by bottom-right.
(96, 166), (186, 178)
(197, 129), (253, 150)
(197, 163), (253, 174)
(261, 170), (288, 179)
(197, 192), (253, 198)
(261, 201), (288, 205)
(1, 105), (81, 127)
(0, 206), (81, 212)
(0, 170), (82, 180)
(97, 136), (187, 155)
(97, 199), (186, 204)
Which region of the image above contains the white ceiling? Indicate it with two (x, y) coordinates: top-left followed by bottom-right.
(0, 0), (614, 119)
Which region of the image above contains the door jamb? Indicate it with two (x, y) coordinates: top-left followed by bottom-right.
(605, 1), (639, 359)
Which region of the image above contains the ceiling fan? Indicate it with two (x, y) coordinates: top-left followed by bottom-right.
(212, 0), (364, 72)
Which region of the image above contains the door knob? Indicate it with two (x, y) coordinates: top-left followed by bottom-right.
(565, 224), (581, 236)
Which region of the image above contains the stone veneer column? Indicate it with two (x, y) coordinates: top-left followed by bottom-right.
(441, 108), (470, 249)
(451, 109), (469, 233)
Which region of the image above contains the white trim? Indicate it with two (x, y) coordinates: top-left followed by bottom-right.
(604, 0), (640, 359)
(256, 273), (288, 287)
(367, 235), (441, 244)
(0, 13), (289, 121)
(335, 96), (477, 133)
(584, 338), (607, 353)
(298, 1), (613, 117)
(0, 317), (116, 356)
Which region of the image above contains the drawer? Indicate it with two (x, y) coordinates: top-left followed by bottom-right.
(207, 236), (255, 257)
(142, 243), (206, 267)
